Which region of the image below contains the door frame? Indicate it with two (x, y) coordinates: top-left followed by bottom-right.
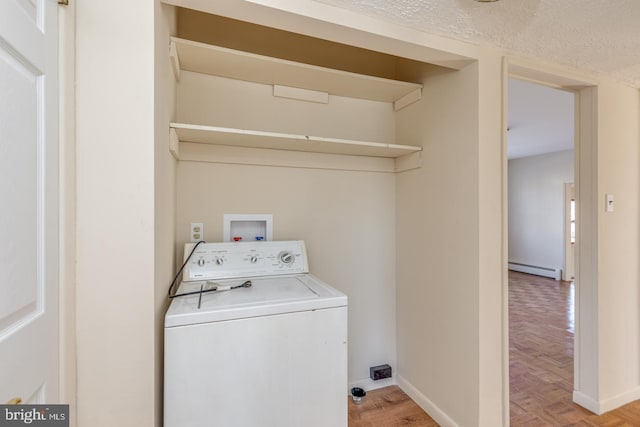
(503, 58), (599, 418)
(59, 1), (77, 422)
(564, 182), (576, 281)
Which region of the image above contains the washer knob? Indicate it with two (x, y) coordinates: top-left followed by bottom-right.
(279, 251), (294, 265)
(250, 255), (259, 264)
(197, 258), (205, 267)
(215, 257), (224, 266)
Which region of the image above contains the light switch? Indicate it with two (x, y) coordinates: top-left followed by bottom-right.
(605, 194), (614, 212)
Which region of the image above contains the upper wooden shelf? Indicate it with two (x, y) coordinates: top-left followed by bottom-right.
(170, 123), (421, 159)
(170, 37), (423, 104)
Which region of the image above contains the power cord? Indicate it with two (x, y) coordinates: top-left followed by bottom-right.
(167, 240), (205, 298)
(169, 280), (252, 299)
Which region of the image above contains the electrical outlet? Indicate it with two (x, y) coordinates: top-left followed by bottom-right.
(369, 364), (392, 381)
(190, 223), (204, 242)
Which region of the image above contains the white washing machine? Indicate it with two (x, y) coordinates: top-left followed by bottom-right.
(164, 240), (348, 427)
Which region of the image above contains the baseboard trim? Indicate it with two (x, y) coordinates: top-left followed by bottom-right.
(573, 390), (601, 414)
(574, 386), (640, 415)
(348, 376), (396, 394)
(600, 386), (640, 414)
(508, 262), (562, 280)
(397, 375), (459, 427)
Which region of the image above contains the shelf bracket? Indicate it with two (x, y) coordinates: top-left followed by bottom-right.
(169, 127), (180, 160)
(394, 151), (422, 172)
(394, 88), (422, 111)
(169, 41), (181, 81)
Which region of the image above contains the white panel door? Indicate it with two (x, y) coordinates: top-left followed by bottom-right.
(0, 0), (59, 404)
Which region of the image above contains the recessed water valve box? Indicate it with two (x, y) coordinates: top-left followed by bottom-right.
(223, 214), (273, 242)
(370, 364), (392, 381)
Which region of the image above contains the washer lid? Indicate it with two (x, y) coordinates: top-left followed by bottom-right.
(165, 274), (347, 327)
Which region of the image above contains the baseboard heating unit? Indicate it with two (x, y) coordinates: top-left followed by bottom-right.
(508, 262), (561, 280)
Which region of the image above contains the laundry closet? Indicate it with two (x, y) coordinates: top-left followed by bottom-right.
(162, 3), (487, 416)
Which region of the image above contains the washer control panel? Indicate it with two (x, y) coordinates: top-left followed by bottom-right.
(183, 240), (309, 282)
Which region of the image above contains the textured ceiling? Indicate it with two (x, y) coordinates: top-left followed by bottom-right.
(314, 0), (640, 88)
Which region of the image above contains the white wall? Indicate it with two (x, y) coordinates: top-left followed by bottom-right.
(176, 72), (395, 143)
(593, 81), (640, 410)
(176, 162), (397, 387)
(395, 59), (504, 427)
(394, 54), (505, 427)
(508, 149), (574, 272)
(75, 1), (156, 426)
(154, 3), (177, 427)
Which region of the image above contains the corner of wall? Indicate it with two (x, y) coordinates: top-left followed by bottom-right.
(154, 2), (178, 427)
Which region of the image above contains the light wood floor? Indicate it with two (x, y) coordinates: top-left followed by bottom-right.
(348, 385), (438, 427)
(348, 272), (640, 426)
(509, 271), (640, 426)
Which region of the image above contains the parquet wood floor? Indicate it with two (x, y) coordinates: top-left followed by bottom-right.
(348, 385), (438, 427)
(348, 271), (640, 426)
(509, 271), (640, 426)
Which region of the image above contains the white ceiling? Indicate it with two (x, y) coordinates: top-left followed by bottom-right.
(314, 0), (640, 88)
(507, 79), (574, 159)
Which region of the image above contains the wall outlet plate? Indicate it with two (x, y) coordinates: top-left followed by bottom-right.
(190, 222), (204, 242)
(370, 364), (392, 381)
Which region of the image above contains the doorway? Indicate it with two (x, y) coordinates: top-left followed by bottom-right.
(506, 76), (577, 422)
(507, 78), (575, 281)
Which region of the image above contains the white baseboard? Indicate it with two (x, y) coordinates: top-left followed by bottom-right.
(348, 376), (396, 394)
(508, 262), (561, 280)
(574, 386), (640, 414)
(573, 390), (601, 414)
(601, 386), (640, 413)
(397, 375), (459, 427)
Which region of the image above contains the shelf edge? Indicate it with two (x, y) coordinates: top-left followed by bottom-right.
(170, 123), (422, 159)
(170, 36), (423, 103)
(178, 142), (398, 173)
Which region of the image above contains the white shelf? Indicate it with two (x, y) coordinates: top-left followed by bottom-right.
(170, 37), (423, 104)
(170, 123), (422, 159)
